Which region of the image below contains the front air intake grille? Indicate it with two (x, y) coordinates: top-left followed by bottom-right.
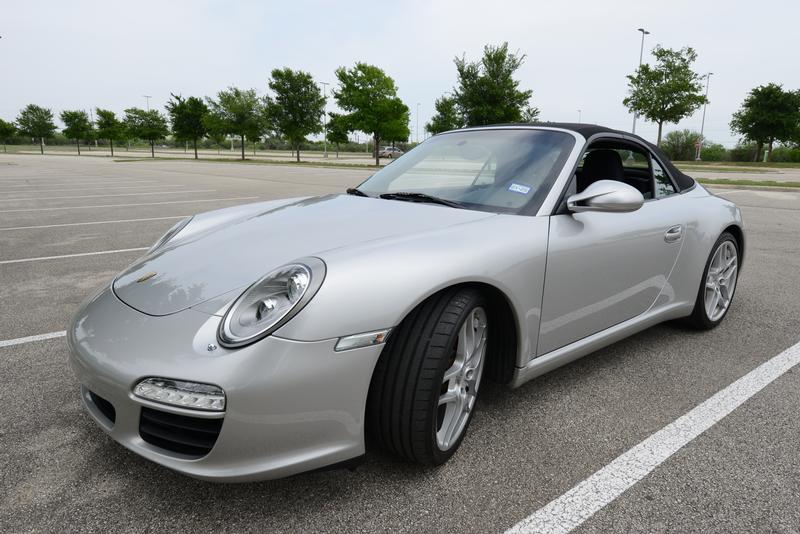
(89, 391), (116, 424)
(139, 407), (223, 457)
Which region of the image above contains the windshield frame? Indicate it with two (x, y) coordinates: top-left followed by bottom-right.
(356, 126), (583, 216)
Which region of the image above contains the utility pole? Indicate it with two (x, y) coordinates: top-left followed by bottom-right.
(142, 95), (152, 111)
(631, 28), (650, 134)
(577, 109), (582, 124)
(320, 81), (329, 158)
(695, 72), (713, 160)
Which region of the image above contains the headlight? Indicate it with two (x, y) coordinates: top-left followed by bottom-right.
(218, 257), (326, 348)
(149, 216), (193, 253)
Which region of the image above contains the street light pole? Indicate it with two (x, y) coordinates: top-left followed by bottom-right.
(631, 28), (650, 134)
(695, 72), (713, 160)
(577, 109), (582, 124)
(416, 102), (420, 144)
(320, 81), (329, 158)
(142, 95), (152, 111)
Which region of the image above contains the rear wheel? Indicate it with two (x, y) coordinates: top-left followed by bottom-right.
(686, 232), (739, 329)
(367, 288), (488, 465)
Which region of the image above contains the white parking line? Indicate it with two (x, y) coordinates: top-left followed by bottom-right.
(0, 196), (258, 213)
(0, 247), (148, 265)
(0, 180), (157, 187)
(0, 331), (66, 348)
(0, 189), (215, 202)
(0, 183), (183, 194)
(505, 339), (800, 534)
(0, 215), (187, 232)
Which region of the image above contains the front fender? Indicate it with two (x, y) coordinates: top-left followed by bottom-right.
(274, 214), (550, 367)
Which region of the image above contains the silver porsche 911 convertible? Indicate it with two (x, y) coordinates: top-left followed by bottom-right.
(68, 124), (744, 481)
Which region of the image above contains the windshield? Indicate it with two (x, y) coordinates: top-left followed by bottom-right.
(359, 129), (575, 214)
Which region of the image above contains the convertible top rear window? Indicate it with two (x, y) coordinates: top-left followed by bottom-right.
(359, 129), (575, 214)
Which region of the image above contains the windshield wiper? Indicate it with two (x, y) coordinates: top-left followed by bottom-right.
(379, 191), (465, 209)
(346, 187), (370, 197)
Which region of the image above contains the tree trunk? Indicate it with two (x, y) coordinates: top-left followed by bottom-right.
(40, 137), (44, 154)
(754, 142), (763, 162)
(110, 139), (114, 157)
(336, 143), (339, 159)
(241, 135), (245, 160)
(767, 139), (774, 162)
(656, 122), (663, 146)
(194, 138), (198, 159)
(150, 141), (155, 158)
(374, 134), (380, 165)
(296, 143), (300, 163)
(3, 143), (5, 153)
(77, 139), (81, 156)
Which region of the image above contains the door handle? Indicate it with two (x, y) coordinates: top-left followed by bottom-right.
(664, 225), (683, 243)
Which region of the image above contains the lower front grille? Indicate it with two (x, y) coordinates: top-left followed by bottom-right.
(89, 391), (116, 424)
(139, 407), (223, 457)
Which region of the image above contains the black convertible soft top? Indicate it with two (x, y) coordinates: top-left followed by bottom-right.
(532, 122), (694, 191)
(468, 122), (696, 192)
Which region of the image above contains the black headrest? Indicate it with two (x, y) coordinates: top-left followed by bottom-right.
(579, 150), (625, 191)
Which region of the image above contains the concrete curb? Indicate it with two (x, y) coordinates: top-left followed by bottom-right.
(702, 183), (800, 193)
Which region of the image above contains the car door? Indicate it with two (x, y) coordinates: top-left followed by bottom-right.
(536, 149), (685, 356)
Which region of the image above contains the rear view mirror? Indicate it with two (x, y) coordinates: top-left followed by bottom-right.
(567, 180), (644, 213)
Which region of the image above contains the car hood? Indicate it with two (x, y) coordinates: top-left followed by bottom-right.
(113, 194), (494, 316)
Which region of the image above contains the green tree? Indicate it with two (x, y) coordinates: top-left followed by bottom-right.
(95, 109), (125, 157)
(452, 43), (538, 126)
(203, 112), (229, 154)
(60, 110), (94, 155)
(623, 46), (708, 146)
(166, 94), (209, 159)
(661, 129), (703, 161)
(265, 68), (325, 162)
(333, 63), (410, 165)
(326, 112), (350, 158)
(16, 104), (57, 154)
(426, 95), (462, 134)
(123, 107), (169, 158)
(382, 99), (411, 145)
(699, 143), (728, 162)
(0, 118), (16, 153)
(206, 87), (264, 160)
(730, 83), (800, 161)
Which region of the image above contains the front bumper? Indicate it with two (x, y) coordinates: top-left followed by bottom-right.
(68, 287), (384, 482)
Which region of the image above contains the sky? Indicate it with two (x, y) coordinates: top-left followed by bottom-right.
(2, 0), (798, 147)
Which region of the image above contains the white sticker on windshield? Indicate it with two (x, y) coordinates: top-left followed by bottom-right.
(508, 183), (531, 195)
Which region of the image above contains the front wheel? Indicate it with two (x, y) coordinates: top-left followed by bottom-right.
(367, 288), (489, 465)
(686, 232), (739, 329)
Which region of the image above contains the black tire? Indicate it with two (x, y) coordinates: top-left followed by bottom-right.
(685, 231), (739, 330)
(366, 287), (488, 465)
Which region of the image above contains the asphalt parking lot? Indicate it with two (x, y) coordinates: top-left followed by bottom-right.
(1, 155), (799, 533)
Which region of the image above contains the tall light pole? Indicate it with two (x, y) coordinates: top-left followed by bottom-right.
(142, 95), (152, 111)
(631, 28), (650, 134)
(577, 109), (582, 124)
(320, 81), (329, 158)
(416, 102), (420, 144)
(695, 72), (714, 160)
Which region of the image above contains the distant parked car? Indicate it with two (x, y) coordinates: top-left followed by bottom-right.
(379, 146), (404, 158)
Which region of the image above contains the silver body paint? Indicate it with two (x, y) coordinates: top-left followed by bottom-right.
(68, 126), (744, 481)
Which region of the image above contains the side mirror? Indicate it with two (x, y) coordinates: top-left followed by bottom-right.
(567, 180), (644, 213)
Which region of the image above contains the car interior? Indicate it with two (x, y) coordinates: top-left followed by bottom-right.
(575, 139), (658, 199)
